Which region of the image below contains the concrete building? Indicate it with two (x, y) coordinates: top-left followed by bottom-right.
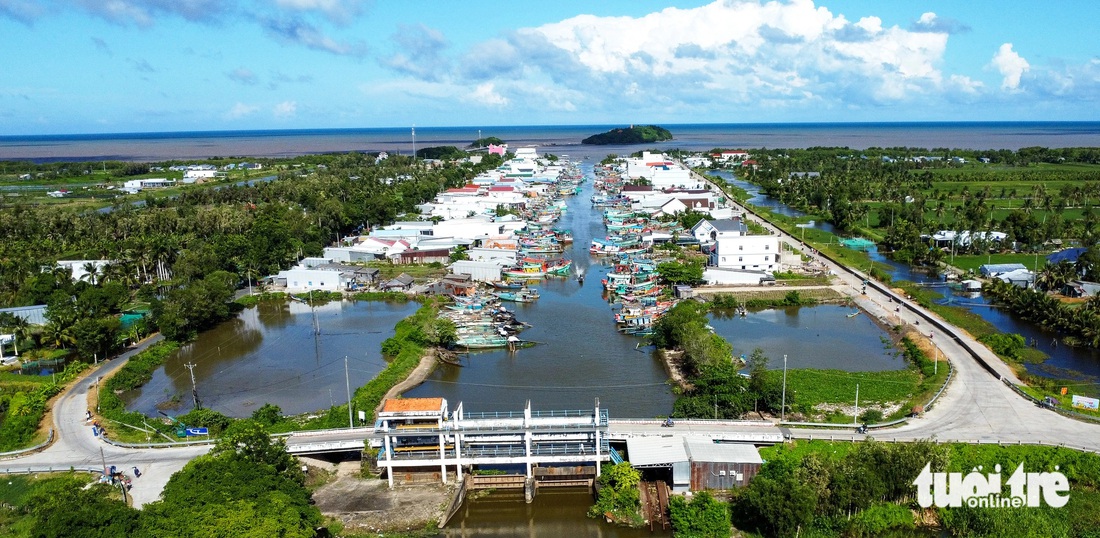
(712, 235), (779, 272)
(374, 398), (608, 488)
(691, 219), (747, 244)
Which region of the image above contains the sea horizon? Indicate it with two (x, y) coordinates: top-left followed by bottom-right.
(3, 121), (1100, 163)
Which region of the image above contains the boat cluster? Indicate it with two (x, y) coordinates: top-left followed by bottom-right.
(589, 166), (688, 336)
(441, 295), (534, 351)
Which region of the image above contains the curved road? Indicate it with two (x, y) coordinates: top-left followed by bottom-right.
(1, 336), (211, 507)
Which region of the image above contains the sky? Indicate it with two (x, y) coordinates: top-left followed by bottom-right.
(1, 0), (1099, 135)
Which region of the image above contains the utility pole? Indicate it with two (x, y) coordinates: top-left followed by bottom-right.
(185, 362), (200, 409)
(854, 383), (860, 425)
(345, 356), (354, 429)
(780, 354), (788, 422)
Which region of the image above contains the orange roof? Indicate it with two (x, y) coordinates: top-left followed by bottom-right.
(382, 397), (444, 413)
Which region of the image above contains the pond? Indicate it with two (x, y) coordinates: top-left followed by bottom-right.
(122, 298), (419, 417)
(710, 305), (905, 372)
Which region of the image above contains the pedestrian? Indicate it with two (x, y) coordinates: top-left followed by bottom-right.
(133, 466), (141, 478)
(86, 410), (92, 420)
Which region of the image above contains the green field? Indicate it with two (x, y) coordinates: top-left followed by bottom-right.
(784, 368), (921, 408)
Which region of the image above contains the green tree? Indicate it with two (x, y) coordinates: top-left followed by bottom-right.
(657, 259), (704, 285)
(669, 491), (731, 538)
(21, 475), (141, 538)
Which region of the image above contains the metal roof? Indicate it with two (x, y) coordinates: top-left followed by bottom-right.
(0, 305), (48, 326)
(684, 439), (763, 464)
(625, 436), (689, 467)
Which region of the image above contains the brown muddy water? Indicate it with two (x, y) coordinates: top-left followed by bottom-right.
(122, 299), (418, 417)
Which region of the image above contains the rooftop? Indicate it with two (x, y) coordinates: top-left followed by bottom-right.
(381, 397), (445, 413)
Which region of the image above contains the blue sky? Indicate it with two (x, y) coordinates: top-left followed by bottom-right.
(1, 0), (1098, 135)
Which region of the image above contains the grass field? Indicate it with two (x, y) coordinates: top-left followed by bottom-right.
(783, 368), (922, 407)
(945, 253), (1047, 273)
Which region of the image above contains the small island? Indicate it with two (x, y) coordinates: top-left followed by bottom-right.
(581, 125), (673, 145)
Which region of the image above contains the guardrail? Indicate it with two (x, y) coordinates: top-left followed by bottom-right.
(1, 465), (104, 475)
(0, 430), (53, 460)
(1002, 379), (1100, 424)
(100, 435), (217, 449)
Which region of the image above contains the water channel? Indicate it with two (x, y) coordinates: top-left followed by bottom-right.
(707, 169), (1100, 380)
(120, 163), (913, 534)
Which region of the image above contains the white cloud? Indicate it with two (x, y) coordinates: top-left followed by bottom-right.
(273, 100), (297, 118)
(225, 102), (259, 119)
(991, 43), (1030, 91)
(469, 83), (508, 107)
(274, 0), (365, 23)
(492, 0), (955, 111)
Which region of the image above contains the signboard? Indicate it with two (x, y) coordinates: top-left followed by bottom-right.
(185, 427), (209, 436)
(1072, 395), (1099, 410)
(358, 411), (367, 422)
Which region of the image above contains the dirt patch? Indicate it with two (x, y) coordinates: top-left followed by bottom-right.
(658, 349), (692, 392)
(313, 474), (452, 534)
(374, 351), (439, 417)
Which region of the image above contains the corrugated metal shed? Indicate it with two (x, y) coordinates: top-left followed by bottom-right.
(625, 436), (688, 468)
(685, 440), (763, 490)
(684, 439), (763, 464)
(0, 305), (48, 326)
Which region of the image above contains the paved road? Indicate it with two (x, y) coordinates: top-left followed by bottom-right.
(1, 336), (211, 507)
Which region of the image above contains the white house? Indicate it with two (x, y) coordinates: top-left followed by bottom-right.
(183, 169), (217, 182)
(122, 178), (175, 190)
(712, 235), (780, 272)
(624, 152), (697, 189)
(55, 260), (112, 282)
(280, 267), (350, 292)
(692, 219), (747, 244)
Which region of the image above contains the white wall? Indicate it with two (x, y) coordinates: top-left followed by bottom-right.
(714, 235), (779, 271)
(284, 268), (346, 292)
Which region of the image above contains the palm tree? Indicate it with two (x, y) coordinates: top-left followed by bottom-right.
(81, 261), (100, 285)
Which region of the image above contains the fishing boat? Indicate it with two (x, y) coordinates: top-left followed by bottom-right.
(490, 280), (525, 290)
(497, 288), (540, 303)
(847, 311), (860, 318)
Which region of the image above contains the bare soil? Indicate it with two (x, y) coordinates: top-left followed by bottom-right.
(312, 464), (452, 535)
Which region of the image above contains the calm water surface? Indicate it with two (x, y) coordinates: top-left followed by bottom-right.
(710, 305), (903, 371)
(6, 122), (1100, 163)
(441, 488), (667, 537)
(122, 299), (418, 417)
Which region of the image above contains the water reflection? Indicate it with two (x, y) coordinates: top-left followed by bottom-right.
(710, 305), (904, 371)
(122, 299), (419, 417)
(442, 488), (667, 538)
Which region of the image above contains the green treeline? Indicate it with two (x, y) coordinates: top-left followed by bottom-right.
(582, 125), (673, 145)
(3, 421), (322, 537)
(984, 277), (1100, 349)
(651, 301), (785, 418)
(739, 147), (1100, 267)
(0, 361), (87, 451)
(730, 441), (1100, 538)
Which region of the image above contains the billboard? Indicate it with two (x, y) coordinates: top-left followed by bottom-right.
(1071, 395), (1099, 410)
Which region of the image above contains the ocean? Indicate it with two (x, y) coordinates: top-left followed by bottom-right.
(2, 122), (1100, 163)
